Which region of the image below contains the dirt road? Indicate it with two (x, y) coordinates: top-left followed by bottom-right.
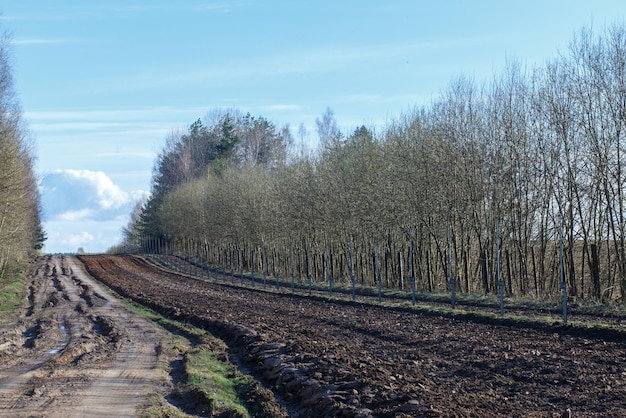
(78, 254), (626, 418)
(0, 255), (162, 417)
(4, 254), (626, 417)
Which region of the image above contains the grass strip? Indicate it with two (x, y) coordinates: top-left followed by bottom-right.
(0, 269), (27, 322)
(125, 303), (248, 416)
(123, 301), (284, 418)
(185, 343), (249, 417)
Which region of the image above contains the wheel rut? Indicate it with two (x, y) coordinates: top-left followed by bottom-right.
(0, 256), (164, 417)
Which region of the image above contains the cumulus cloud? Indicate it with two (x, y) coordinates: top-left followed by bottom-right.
(39, 169), (149, 254)
(40, 169), (134, 221)
(63, 232), (95, 248)
(44, 218), (128, 254)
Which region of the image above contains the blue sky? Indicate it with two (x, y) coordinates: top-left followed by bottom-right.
(2, 1), (625, 253)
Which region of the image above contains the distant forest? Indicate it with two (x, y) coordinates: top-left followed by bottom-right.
(0, 32), (45, 283)
(123, 24), (626, 302)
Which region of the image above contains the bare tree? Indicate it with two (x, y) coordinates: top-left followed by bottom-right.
(132, 23), (626, 303)
(0, 30), (43, 279)
(316, 107), (342, 150)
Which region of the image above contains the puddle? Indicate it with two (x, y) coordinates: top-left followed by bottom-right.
(47, 323), (68, 355)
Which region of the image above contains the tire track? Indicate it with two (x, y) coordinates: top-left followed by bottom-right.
(0, 256), (163, 417)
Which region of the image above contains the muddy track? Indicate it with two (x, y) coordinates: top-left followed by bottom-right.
(0, 256), (162, 417)
(79, 254), (626, 417)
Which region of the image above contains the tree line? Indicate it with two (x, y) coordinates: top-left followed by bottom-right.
(0, 31), (45, 284)
(124, 24), (626, 303)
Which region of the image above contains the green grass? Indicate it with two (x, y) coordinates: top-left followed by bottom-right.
(125, 301), (205, 342)
(122, 300), (281, 418)
(0, 269), (27, 322)
(185, 344), (249, 417)
(125, 302), (249, 416)
(141, 393), (190, 418)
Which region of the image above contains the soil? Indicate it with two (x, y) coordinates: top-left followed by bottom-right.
(0, 255), (164, 417)
(73, 254), (626, 418)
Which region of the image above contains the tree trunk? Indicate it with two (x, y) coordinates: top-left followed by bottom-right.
(481, 249), (489, 295)
(591, 243), (601, 301)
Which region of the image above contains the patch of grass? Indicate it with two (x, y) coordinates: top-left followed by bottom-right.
(185, 344), (249, 417)
(140, 393), (191, 418)
(120, 299), (278, 418)
(126, 303), (246, 415)
(125, 301), (205, 343)
(0, 269), (27, 322)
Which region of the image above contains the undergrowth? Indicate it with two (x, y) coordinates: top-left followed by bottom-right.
(0, 266), (27, 323)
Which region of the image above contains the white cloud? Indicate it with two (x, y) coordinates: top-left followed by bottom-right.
(11, 38), (79, 45)
(259, 104), (302, 112)
(44, 217), (127, 254)
(63, 232), (95, 249)
(24, 106), (207, 122)
(23, 107), (204, 152)
(114, 3), (236, 13)
(58, 208), (94, 221)
(41, 169), (130, 216)
(68, 169), (128, 209)
(40, 169), (148, 254)
(39, 169), (136, 221)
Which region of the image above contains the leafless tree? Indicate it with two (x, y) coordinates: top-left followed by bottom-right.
(0, 30), (43, 280)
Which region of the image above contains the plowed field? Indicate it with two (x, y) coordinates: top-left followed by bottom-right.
(77, 254), (626, 417)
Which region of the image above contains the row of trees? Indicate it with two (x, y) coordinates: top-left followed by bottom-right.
(124, 24), (626, 302)
(0, 32), (45, 283)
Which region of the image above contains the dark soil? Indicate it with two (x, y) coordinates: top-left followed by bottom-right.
(78, 254), (626, 418)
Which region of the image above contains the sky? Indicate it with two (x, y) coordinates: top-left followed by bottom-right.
(1, 1), (625, 254)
